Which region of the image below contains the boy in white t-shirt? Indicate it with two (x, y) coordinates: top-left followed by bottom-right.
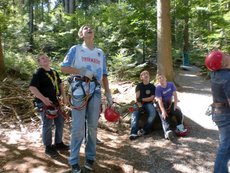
(61, 25), (112, 173)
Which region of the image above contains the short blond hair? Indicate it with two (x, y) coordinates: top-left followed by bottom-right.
(37, 53), (48, 62)
(156, 73), (166, 80)
(78, 24), (92, 39)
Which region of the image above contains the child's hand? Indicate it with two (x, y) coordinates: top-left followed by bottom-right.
(174, 105), (181, 111)
(161, 111), (168, 119)
(42, 97), (53, 106)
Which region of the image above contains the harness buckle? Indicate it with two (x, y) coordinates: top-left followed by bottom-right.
(211, 102), (229, 108)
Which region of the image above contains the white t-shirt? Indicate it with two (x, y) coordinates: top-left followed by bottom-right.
(61, 44), (108, 96)
(61, 44), (107, 81)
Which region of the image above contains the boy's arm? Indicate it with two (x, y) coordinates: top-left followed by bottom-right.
(60, 66), (80, 74)
(102, 75), (113, 106)
(142, 96), (155, 102)
(29, 86), (52, 106)
(156, 97), (167, 119)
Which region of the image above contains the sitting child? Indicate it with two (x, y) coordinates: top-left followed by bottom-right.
(129, 70), (157, 140)
(155, 73), (187, 140)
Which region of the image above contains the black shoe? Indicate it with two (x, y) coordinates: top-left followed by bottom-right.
(138, 129), (148, 136)
(129, 134), (138, 140)
(84, 159), (94, 171)
(55, 142), (69, 150)
(72, 164), (81, 173)
(45, 145), (58, 156)
(96, 138), (103, 144)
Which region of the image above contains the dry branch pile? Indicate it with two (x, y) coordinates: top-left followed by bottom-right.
(0, 77), (39, 131)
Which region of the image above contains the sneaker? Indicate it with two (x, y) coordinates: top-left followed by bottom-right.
(84, 159), (94, 171)
(165, 130), (174, 141)
(96, 138), (103, 144)
(72, 164), (81, 173)
(55, 142), (69, 150)
(45, 145), (58, 156)
(129, 134), (138, 140)
(138, 129), (147, 136)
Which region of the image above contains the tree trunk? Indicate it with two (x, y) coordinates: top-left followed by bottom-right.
(64, 0), (69, 13)
(69, 0), (75, 13)
(28, 0), (34, 52)
(142, 2), (147, 63)
(0, 32), (5, 74)
(183, 0), (189, 66)
(157, 0), (174, 81)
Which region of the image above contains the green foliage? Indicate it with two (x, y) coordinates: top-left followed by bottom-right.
(0, 0), (9, 32)
(5, 52), (37, 80)
(108, 51), (138, 80)
(2, 0), (230, 81)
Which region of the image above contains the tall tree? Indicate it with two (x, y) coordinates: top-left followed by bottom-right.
(157, 0), (174, 81)
(0, 0), (9, 74)
(0, 32), (4, 74)
(28, 0), (34, 51)
(63, 0), (75, 13)
(69, 0), (75, 13)
(182, 0), (189, 66)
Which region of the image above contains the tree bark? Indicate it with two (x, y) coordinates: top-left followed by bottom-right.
(157, 0), (174, 81)
(0, 32), (5, 74)
(28, 0), (34, 52)
(183, 0), (189, 66)
(64, 0), (69, 13)
(69, 0), (75, 13)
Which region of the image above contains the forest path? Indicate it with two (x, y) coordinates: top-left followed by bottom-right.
(0, 65), (220, 173)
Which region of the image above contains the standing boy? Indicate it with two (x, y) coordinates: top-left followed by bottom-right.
(60, 25), (112, 173)
(29, 53), (69, 156)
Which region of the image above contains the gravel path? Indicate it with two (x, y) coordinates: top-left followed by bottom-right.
(0, 66), (220, 173)
(95, 66), (219, 173)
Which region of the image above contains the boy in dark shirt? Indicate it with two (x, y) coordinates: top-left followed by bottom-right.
(129, 70), (157, 140)
(29, 53), (69, 156)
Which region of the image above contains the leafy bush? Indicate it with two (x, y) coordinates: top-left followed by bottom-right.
(4, 52), (37, 80)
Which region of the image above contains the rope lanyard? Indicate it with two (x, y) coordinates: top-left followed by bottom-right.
(46, 70), (60, 96)
(71, 81), (90, 110)
(70, 78), (99, 111)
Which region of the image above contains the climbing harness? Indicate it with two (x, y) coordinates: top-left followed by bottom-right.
(68, 76), (100, 110)
(43, 105), (59, 119)
(46, 70), (60, 96)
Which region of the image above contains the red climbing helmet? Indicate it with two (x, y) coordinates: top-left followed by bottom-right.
(175, 124), (188, 137)
(175, 129), (188, 137)
(104, 107), (120, 122)
(205, 50), (223, 71)
(45, 105), (59, 119)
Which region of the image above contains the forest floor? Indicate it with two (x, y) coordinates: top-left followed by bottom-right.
(0, 65), (221, 173)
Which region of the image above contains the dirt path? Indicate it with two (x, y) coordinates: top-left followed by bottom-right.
(0, 66), (220, 173)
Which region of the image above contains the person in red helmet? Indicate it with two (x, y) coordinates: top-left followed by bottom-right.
(205, 50), (230, 173)
(205, 50), (223, 71)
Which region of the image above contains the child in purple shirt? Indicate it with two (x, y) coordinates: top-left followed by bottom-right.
(155, 73), (187, 140)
